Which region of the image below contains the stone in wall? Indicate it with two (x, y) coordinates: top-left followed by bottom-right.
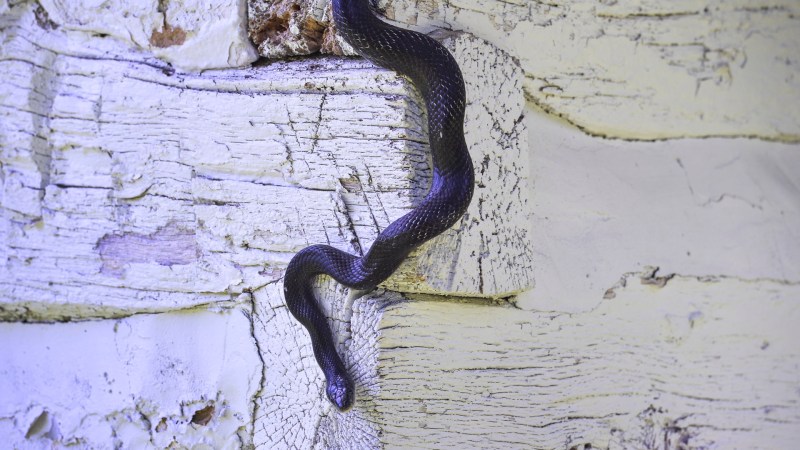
(248, 0), (347, 57)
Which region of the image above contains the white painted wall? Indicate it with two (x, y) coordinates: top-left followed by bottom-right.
(380, 0), (800, 141)
(1, 0), (798, 449)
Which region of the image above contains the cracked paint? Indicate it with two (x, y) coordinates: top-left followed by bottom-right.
(0, 309), (261, 448)
(28, 0), (257, 70)
(363, 277), (800, 448)
(253, 0), (800, 140)
(2, 0), (799, 448)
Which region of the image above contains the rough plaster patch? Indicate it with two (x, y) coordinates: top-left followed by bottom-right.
(34, 0), (257, 70)
(0, 308), (261, 448)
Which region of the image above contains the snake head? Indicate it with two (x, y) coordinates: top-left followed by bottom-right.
(326, 373), (355, 411)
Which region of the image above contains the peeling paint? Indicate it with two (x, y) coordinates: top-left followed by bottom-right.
(22, 0), (256, 71)
(2, 0), (799, 448)
(0, 310), (261, 448)
(96, 222), (199, 277)
(359, 278), (800, 448)
(639, 266), (676, 288)
(254, 0), (800, 140)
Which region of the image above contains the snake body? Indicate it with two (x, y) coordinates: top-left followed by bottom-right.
(283, 0), (474, 411)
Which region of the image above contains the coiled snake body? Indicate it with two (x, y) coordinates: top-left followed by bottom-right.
(284, 0), (474, 411)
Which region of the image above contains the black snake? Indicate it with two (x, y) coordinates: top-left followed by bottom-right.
(284, 0), (474, 411)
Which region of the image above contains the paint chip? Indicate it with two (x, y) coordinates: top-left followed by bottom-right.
(150, 24), (186, 48)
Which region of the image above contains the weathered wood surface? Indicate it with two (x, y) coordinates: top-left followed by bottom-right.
(363, 275), (800, 449)
(358, 275), (800, 449)
(1, 1), (532, 325)
(251, 0), (800, 141)
(2, 0), (800, 449)
(384, 31), (533, 297)
(254, 270), (800, 449)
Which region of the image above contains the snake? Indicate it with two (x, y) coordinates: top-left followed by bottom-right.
(283, 0), (474, 411)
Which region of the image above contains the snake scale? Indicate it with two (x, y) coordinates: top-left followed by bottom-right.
(283, 0), (474, 411)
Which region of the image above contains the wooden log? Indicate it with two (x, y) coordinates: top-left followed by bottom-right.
(3, 1), (799, 448)
(372, 276), (800, 449)
(253, 270), (800, 449)
(382, 31), (533, 298)
(1, 2), (532, 324)
(250, 0), (800, 141)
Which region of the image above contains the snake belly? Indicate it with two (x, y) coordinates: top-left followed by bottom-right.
(283, 0), (474, 411)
